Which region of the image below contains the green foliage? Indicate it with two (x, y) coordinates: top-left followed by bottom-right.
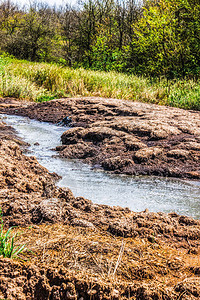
(90, 31), (127, 72)
(129, 0), (200, 78)
(168, 80), (200, 110)
(0, 2), (58, 62)
(0, 209), (26, 258)
(36, 95), (57, 103)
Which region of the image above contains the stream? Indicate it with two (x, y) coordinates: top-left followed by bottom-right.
(1, 114), (200, 218)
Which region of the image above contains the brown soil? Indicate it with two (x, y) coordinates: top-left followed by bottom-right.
(1, 225), (200, 300)
(0, 97), (200, 299)
(0, 97), (199, 179)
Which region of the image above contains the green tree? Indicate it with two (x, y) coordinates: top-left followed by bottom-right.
(129, 0), (200, 78)
(0, 1), (22, 55)
(19, 3), (57, 61)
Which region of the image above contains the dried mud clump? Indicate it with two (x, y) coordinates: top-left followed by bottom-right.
(1, 97), (199, 179)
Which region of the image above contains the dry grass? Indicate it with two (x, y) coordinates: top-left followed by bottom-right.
(13, 223), (198, 288)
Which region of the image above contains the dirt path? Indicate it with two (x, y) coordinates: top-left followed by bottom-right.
(0, 97), (200, 299)
(0, 97), (199, 179)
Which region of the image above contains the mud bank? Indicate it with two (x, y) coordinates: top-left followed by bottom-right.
(0, 112), (200, 299)
(0, 97), (199, 179)
(1, 119), (199, 244)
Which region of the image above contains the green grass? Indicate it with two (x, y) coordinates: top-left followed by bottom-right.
(0, 209), (26, 258)
(0, 54), (199, 110)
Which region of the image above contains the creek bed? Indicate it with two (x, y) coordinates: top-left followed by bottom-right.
(1, 114), (200, 218)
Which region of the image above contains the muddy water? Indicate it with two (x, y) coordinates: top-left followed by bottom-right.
(2, 114), (200, 218)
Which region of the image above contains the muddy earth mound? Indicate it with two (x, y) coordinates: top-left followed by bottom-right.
(1, 120), (199, 248)
(0, 97), (199, 179)
(0, 99), (200, 299)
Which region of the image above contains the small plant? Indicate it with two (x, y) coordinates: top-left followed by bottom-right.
(0, 209), (26, 258)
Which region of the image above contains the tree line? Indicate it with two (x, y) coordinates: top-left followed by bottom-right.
(0, 0), (199, 78)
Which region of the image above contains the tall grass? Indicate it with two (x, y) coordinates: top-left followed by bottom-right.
(0, 54), (199, 110)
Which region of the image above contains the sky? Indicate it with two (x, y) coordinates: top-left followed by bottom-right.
(14, 0), (76, 8)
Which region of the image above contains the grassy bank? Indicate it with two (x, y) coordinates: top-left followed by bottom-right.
(0, 55), (199, 110)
